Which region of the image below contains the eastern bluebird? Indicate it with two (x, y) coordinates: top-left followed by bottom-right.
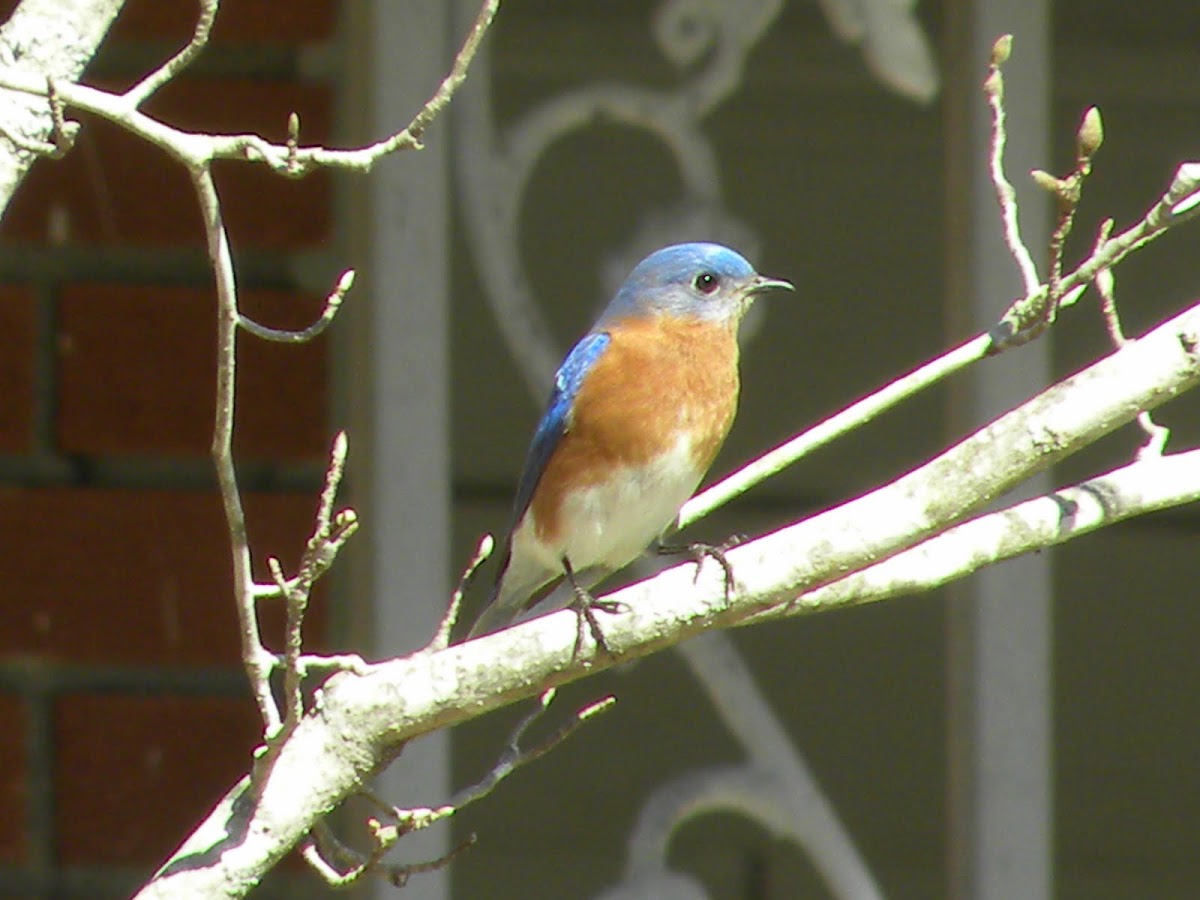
(468, 242), (792, 640)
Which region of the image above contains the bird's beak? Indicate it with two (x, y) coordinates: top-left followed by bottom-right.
(748, 274), (794, 296)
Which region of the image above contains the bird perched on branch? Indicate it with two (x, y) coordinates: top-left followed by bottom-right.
(468, 242), (793, 642)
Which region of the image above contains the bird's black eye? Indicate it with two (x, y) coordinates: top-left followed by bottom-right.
(694, 271), (720, 294)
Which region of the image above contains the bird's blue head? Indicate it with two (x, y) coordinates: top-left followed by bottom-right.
(598, 242), (793, 327)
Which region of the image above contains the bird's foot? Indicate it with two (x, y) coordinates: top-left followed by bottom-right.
(562, 557), (625, 661)
(656, 534), (745, 602)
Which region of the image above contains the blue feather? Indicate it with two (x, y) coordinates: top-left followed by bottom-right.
(510, 330), (611, 525)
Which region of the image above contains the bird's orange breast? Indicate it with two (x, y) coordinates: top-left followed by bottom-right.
(529, 314), (741, 544)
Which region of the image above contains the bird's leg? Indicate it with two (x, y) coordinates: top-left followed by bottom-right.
(655, 534), (745, 602)
(562, 556), (624, 659)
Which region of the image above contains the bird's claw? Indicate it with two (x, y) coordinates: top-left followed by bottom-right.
(562, 557), (624, 661)
(568, 591), (625, 661)
(657, 535), (743, 602)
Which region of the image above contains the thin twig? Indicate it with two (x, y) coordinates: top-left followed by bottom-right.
(352, 689), (614, 838)
(677, 333), (990, 530)
(303, 818), (400, 887)
(305, 817), (475, 888)
(45, 78), (78, 157)
(450, 689), (616, 810)
(293, 652), (372, 676)
(268, 556), (306, 726)
(1020, 106), (1103, 333)
(679, 158), (1200, 528)
(385, 836), (478, 888)
(0, 0), (490, 746)
(1092, 218), (1120, 344)
(301, 825), (359, 886)
(0, 120), (59, 158)
(1089, 219), (1171, 457)
(312, 432), (349, 546)
(285, 112), (301, 175)
(193, 164), (280, 735)
(995, 160), (1200, 344)
(267, 432), (357, 727)
(429, 534), (494, 651)
(983, 35), (1041, 297)
(0, 0), (500, 178)
(403, 0), (499, 146)
(251, 505), (358, 602)
(0, 77), (81, 159)
(124, 0), (220, 107)
(239, 270), (354, 344)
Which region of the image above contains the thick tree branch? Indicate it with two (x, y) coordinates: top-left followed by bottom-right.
(749, 447), (1200, 621)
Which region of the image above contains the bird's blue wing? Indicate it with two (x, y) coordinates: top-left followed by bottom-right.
(510, 330), (611, 525)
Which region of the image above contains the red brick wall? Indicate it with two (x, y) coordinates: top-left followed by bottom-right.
(0, 1), (338, 895)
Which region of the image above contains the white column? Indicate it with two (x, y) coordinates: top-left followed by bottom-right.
(944, 2), (1052, 898)
(343, 3), (452, 898)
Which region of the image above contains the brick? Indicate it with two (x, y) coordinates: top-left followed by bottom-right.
(0, 287), (37, 452)
(54, 693), (261, 865)
(57, 283), (328, 460)
(114, 0), (337, 42)
(3, 81), (331, 248)
(0, 694), (27, 865)
(0, 489), (330, 667)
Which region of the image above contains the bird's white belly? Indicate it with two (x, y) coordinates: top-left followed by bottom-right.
(529, 435), (704, 572)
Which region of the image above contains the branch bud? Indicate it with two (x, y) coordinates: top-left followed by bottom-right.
(1077, 106), (1103, 158)
(991, 34), (1013, 67)
(1030, 169), (1062, 194)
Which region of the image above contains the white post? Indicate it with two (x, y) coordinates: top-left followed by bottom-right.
(944, 2), (1052, 898)
(343, 3), (452, 898)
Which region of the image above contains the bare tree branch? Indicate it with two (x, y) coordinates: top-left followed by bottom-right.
(0, 0), (502, 738)
(996, 160), (1200, 343)
(678, 332), (990, 530)
(134, 294), (1200, 898)
(681, 154), (1200, 529)
(191, 163), (281, 733)
(749, 447), (1200, 622)
(0, 0), (500, 176)
(983, 33), (1041, 297)
(430, 534), (494, 653)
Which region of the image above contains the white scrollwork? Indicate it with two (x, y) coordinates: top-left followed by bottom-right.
(455, 0), (936, 391)
(819, 0), (939, 101)
(454, 0), (787, 394)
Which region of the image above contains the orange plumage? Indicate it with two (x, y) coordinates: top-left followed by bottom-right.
(530, 314), (740, 546)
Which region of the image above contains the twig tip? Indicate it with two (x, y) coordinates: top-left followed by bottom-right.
(991, 34), (1013, 66)
(1030, 168), (1061, 194)
(1077, 106), (1104, 159)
